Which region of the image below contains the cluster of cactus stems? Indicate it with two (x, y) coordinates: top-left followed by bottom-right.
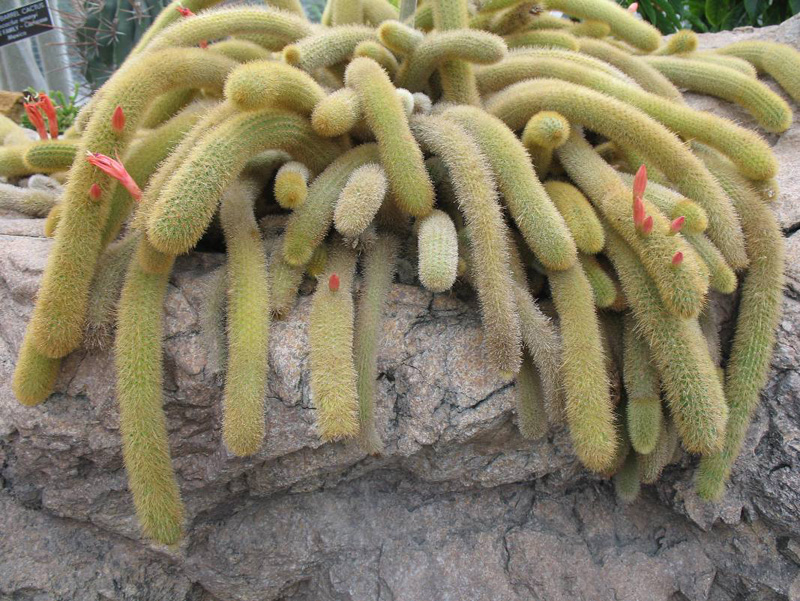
(1, 0), (793, 545)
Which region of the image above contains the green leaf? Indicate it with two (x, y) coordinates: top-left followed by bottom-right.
(705, 0), (728, 27)
(791, 0), (800, 15)
(744, 0), (758, 22)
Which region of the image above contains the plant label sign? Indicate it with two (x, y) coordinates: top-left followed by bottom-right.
(0, 1), (54, 48)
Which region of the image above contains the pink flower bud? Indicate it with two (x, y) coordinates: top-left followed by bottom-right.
(176, 4), (195, 16)
(672, 251), (684, 267)
(111, 105), (125, 133)
(628, 2), (638, 12)
(89, 183), (102, 200)
(641, 215), (653, 235)
(329, 273), (340, 292)
(670, 216), (685, 235)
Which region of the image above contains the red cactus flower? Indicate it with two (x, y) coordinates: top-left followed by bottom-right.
(641, 215), (653, 235)
(672, 251), (684, 267)
(176, 4), (195, 16)
(111, 105), (125, 133)
(670, 216), (685, 235)
(38, 93), (59, 139)
(89, 183), (102, 200)
(24, 101), (48, 140)
(199, 39), (208, 49)
(329, 273), (340, 292)
(85, 151), (142, 201)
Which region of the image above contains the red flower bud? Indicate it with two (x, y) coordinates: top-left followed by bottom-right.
(641, 215), (653, 235)
(633, 195), (645, 229)
(89, 183), (102, 200)
(176, 4), (195, 16)
(24, 101), (48, 140)
(672, 251), (684, 267)
(670, 216), (685, 234)
(628, 2), (639, 12)
(328, 273), (340, 292)
(111, 105), (125, 133)
(632, 164), (647, 202)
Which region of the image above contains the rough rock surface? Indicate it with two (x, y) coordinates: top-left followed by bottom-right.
(2, 19), (800, 601)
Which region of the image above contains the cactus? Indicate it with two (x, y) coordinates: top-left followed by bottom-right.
(4, 0), (792, 544)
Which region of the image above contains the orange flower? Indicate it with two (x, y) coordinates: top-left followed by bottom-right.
(38, 93), (59, 139)
(24, 100), (48, 140)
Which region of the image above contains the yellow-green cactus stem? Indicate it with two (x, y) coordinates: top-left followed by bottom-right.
(577, 38), (683, 101)
(643, 56), (792, 134)
(549, 263), (617, 473)
(84, 232), (140, 350)
(653, 29), (697, 55)
(481, 60), (776, 187)
(131, 0), (223, 55)
(218, 180), (270, 457)
(284, 25), (376, 72)
(114, 244), (184, 545)
(503, 30), (579, 51)
(12, 334), (62, 406)
(43, 203), (62, 237)
(690, 51), (758, 78)
(568, 19), (610, 38)
(140, 90), (195, 129)
(0, 146), (30, 178)
(442, 106), (577, 271)
(694, 146), (785, 501)
(377, 20), (424, 55)
(683, 232), (737, 295)
(354, 233), (399, 453)
(395, 30), (508, 92)
(639, 418), (679, 484)
(622, 313), (662, 455)
(268, 237), (306, 317)
(579, 254), (616, 309)
(716, 40), (800, 103)
(208, 38), (273, 62)
(0, 114), (30, 144)
(265, 0), (307, 17)
(516, 353), (549, 440)
(614, 452), (641, 503)
(103, 102), (208, 248)
(306, 243), (329, 278)
(396, 88), (415, 117)
(145, 7), (312, 53)
(224, 61), (326, 115)
(618, 173), (708, 235)
(543, 0), (660, 51)
(27, 49), (237, 359)
(22, 141), (78, 173)
(603, 226), (727, 455)
(411, 114), (522, 375)
(334, 163), (389, 239)
(544, 180), (604, 255)
(362, 0), (399, 25)
(555, 130), (709, 319)
(0, 182), (59, 217)
(507, 241), (565, 424)
(520, 110), (570, 177)
(345, 57), (434, 218)
(283, 144), (381, 266)
(429, 0), (482, 104)
(524, 12), (572, 29)
(503, 46), (637, 85)
(331, 0), (364, 25)
(309, 240), (360, 440)
(147, 109), (340, 256)
(275, 161), (310, 210)
(417, 209), (459, 293)
(488, 79), (751, 270)
(311, 88), (363, 138)
(354, 40), (400, 77)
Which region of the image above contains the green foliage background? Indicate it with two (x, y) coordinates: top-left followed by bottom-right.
(615, 0), (800, 33)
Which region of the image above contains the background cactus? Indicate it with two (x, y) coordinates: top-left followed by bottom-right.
(2, 0), (792, 546)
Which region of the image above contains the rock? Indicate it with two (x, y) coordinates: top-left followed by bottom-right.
(2, 17), (800, 601)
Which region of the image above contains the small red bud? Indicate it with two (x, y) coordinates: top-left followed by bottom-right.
(672, 251), (684, 267)
(670, 216), (685, 234)
(328, 273), (340, 292)
(641, 215), (653, 235)
(89, 183), (102, 200)
(199, 39), (208, 49)
(632, 164), (647, 202)
(111, 105), (125, 133)
(628, 2), (639, 12)
(176, 4), (195, 16)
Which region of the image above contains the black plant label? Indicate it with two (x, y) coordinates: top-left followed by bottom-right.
(0, 1), (54, 48)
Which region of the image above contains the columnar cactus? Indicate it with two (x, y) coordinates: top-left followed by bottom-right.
(3, 0), (791, 545)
